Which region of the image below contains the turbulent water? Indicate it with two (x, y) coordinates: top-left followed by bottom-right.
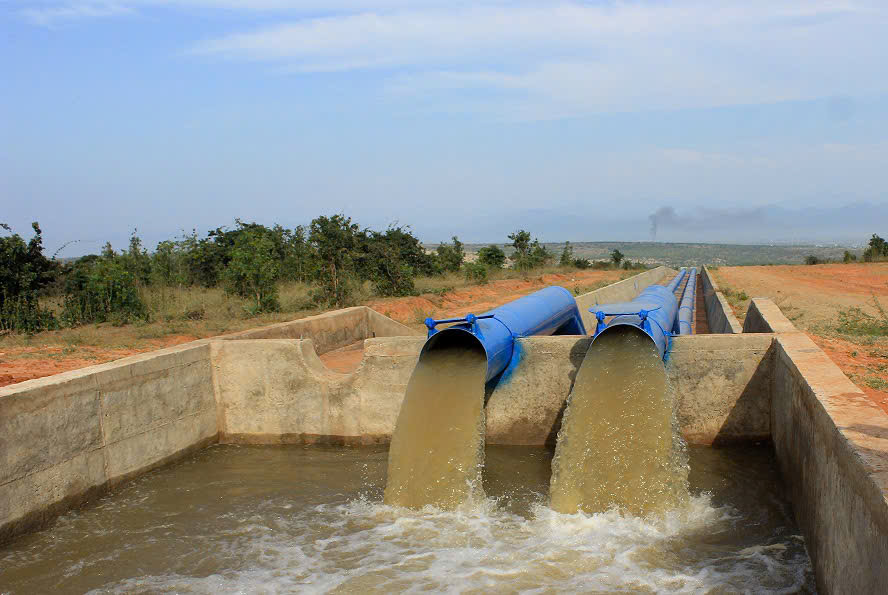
(550, 328), (688, 516)
(0, 445), (813, 593)
(383, 344), (488, 509)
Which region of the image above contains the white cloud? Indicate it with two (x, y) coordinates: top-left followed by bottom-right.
(14, 0), (888, 118)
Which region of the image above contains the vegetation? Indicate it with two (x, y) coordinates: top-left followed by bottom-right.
(0, 223), (58, 333)
(477, 244), (506, 269)
(837, 298), (888, 338)
(863, 234), (888, 262)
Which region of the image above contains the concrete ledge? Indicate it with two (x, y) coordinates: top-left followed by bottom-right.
(701, 266), (743, 334)
(217, 306), (419, 353)
(771, 332), (888, 593)
(744, 298), (799, 334)
(0, 342), (218, 545)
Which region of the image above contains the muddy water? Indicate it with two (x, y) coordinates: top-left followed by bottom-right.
(0, 445), (812, 593)
(551, 329), (688, 516)
(384, 345), (488, 509)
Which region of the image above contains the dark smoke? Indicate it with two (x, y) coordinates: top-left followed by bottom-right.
(648, 205), (767, 240)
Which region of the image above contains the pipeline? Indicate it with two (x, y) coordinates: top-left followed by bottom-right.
(676, 267), (697, 335)
(588, 269), (686, 361)
(422, 286), (586, 383)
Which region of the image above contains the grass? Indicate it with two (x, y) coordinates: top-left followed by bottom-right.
(0, 263), (640, 373)
(719, 285), (751, 321)
(836, 298), (888, 338)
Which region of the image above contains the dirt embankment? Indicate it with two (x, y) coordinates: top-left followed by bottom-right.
(714, 263), (888, 413)
(368, 270), (623, 329)
(1, 269), (625, 387)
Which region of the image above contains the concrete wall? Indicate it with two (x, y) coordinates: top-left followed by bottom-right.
(700, 266), (743, 334)
(743, 298), (799, 334)
(574, 266), (673, 331)
(209, 334), (773, 448)
(211, 337), (424, 445)
(0, 342), (217, 544)
(219, 306), (419, 353)
(743, 298), (888, 593)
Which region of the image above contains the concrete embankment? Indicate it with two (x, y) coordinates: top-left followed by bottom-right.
(701, 266), (743, 334)
(3, 267), (888, 593)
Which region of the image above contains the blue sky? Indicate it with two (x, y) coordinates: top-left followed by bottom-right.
(2, 1), (887, 255)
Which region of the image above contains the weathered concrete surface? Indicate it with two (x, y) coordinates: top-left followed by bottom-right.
(743, 297), (799, 334)
(0, 342), (217, 544)
(701, 266), (743, 334)
(575, 266), (673, 331)
(219, 306), (419, 354)
(772, 331), (888, 594)
(667, 334), (773, 445)
(486, 337), (591, 445)
(212, 337), (424, 445)
(210, 333), (773, 448)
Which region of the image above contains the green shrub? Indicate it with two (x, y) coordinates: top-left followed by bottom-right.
(464, 262), (488, 284)
(477, 244), (506, 268)
(436, 236), (465, 273)
(309, 214), (361, 307)
(0, 222), (58, 332)
(62, 256), (148, 325)
(573, 258), (591, 269)
(221, 229), (281, 313)
(837, 299), (888, 337)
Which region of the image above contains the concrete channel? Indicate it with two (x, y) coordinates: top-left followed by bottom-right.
(1, 266), (887, 592)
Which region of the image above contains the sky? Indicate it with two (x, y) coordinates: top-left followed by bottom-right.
(2, 0), (888, 255)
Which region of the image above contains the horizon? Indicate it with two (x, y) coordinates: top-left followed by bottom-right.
(3, 1), (887, 255)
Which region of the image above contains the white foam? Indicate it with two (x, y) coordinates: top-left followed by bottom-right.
(88, 495), (810, 594)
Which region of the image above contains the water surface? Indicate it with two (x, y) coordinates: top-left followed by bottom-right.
(0, 444), (813, 593)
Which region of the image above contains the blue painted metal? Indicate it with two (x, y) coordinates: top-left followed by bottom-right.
(422, 286), (587, 383)
(676, 267), (697, 335)
(589, 270), (686, 361)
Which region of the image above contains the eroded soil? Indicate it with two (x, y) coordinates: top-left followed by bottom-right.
(713, 263), (888, 412)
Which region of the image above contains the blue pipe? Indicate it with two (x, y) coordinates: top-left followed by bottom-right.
(422, 286), (586, 383)
(676, 267), (697, 335)
(588, 270), (686, 361)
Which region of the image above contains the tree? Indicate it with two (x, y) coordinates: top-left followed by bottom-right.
(121, 229), (151, 286)
(477, 244), (506, 268)
(62, 255), (148, 325)
(508, 230), (532, 269)
(559, 242), (574, 267)
(309, 214), (362, 307)
(864, 234), (888, 262)
(362, 226), (420, 297)
(843, 250), (857, 263)
(222, 228), (281, 313)
(611, 248), (624, 267)
(0, 222), (57, 332)
(436, 236), (465, 273)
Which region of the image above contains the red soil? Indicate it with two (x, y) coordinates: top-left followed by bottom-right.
(715, 264), (888, 414)
(368, 270), (624, 328)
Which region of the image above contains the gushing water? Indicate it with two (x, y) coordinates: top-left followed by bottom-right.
(550, 328), (688, 516)
(383, 343), (488, 509)
(0, 445), (813, 593)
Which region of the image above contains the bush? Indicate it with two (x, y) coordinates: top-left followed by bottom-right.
(477, 244), (506, 268)
(573, 258), (591, 269)
(309, 214), (362, 307)
(221, 228), (281, 313)
(0, 222), (58, 332)
(62, 255), (148, 325)
(837, 299), (888, 337)
(805, 255), (822, 265)
(560, 242), (574, 267)
(436, 236), (465, 273)
(464, 262), (488, 284)
(843, 250), (857, 263)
